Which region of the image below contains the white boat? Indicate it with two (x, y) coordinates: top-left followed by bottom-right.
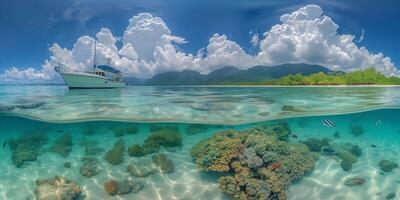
(55, 64), (126, 89)
(55, 39), (126, 89)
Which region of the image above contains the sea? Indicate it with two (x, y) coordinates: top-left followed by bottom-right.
(0, 85), (399, 200)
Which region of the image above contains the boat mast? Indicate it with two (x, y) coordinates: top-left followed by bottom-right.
(93, 39), (97, 70)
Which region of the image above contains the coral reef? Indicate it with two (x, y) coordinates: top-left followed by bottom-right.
(128, 144), (145, 157)
(79, 139), (103, 156)
(350, 124), (365, 136)
(127, 160), (157, 177)
(80, 157), (100, 178)
(152, 154), (175, 174)
(191, 124), (317, 200)
(9, 133), (48, 167)
(379, 159), (399, 172)
(142, 127), (182, 154)
(186, 124), (209, 135)
(49, 134), (73, 157)
(35, 176), (82, 200)
(103, 179), (143, 196)
(104, 139), (125, 165)
(344, 177), (365, 186)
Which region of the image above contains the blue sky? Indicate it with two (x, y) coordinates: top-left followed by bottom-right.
(1, 0), (400, 81)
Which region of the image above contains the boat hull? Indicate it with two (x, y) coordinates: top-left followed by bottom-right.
(60, 73), (126, 89)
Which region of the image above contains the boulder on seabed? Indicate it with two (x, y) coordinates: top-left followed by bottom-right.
(344, 177), (365, 187)
(104, 139), (125, 165)
(127, 160), (157, 177)
(379, 159), (399, 172)
(80, 157), (100, 178)
(103, 179), (143, 196)
(152, 154), (175, 174)
(35, 176), (82, 200)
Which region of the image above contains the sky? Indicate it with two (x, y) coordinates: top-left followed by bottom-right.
(1, 0), (400, 82)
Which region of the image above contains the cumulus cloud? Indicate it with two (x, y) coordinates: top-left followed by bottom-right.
(257, 5), (398, 76)
(1, 5), (398, 83)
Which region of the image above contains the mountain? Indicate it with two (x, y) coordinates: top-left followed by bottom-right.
(126, 63), (334, 85)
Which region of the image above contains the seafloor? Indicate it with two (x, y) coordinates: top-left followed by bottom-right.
(0, 109), (399, 200)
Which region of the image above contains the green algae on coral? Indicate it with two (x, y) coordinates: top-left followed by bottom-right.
(191, 124), (317, 199)
(9, 132), (48, 167)
(104, 139), (125, 165)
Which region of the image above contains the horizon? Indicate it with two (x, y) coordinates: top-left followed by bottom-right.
(1, 0), (400, 83)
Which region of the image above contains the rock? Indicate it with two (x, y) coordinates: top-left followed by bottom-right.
(64, 162), (71, 168)
(258, 112), (270, 117)
(281, 105), (296, 111)
(186, 124), (209, 135)
(104, 179), (143, 196)
(127, 160), (157, 177)
(344, 177), (365, 186)
(303, 138), (329, 152)
(379, 159), (399, 172)
(104, 139), (125, 165)
(350, 124), (364, 136)
(152, 154), (175, 174)
(35, 176), (82, 200)
(128, 144), (144, 157)
(350, 145), (362, 157)
(339, 151), (358, 171)
(49, 134), (73, 158)
(386, 192), (396, 199)
(9, 133), (48, 167)
(80, 157), (99, 178)
(115, 126), (139, 137)
(333, 131), (340, 138)
(321, 147), (338, 155)
(141, 128), (182, 155)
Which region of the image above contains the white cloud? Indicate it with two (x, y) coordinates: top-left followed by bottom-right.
(250, 32), (260, 47)
(257, 5), (398, 76)
(1, 5), (398, 83)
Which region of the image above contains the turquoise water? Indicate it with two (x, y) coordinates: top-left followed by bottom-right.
(0, 86), (400, 200)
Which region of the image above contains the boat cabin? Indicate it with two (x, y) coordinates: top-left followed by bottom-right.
(91, 65), (122, 81)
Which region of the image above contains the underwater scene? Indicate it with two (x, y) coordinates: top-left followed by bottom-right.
(0, 86), (399, 200)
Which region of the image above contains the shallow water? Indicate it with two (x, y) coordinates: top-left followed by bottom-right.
(0, 109), (399, 200)
(1, 86), (400, 199)
(1, 86), (400, 124)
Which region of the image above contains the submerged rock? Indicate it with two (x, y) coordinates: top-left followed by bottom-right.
(339, 151), (358, 171)
(114, 126), (138, 137)
(127, 160), (157, 177)
(379, 159), (399, 172)
(49, 134), (73, 157)
(103, 179), (143, 196)
(80, 157), (100, 178)
(35, 176), (82, 200)
(142, 128), (182, 154)
(344, 177), (365, 186)
(186, 124), (209, 135)
(303, 138), (329, 152)
(350, 124), (365, 136)
(191, 124), (317, 199)
(386, 192), (396, 199)
(9, 133), (48, 167)
(128, 144), (145, 157)
(152, 154), (175, 174)
(63, 162), (71, 168)
(104, 139), (125, 165)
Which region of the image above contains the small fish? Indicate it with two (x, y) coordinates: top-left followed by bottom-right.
(2, 142), (7, 148)
(371, 144), (377, 148)
(375, 120), (382, 126)
(291, 134), (298, 139)
(322, 118), (335, 127)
